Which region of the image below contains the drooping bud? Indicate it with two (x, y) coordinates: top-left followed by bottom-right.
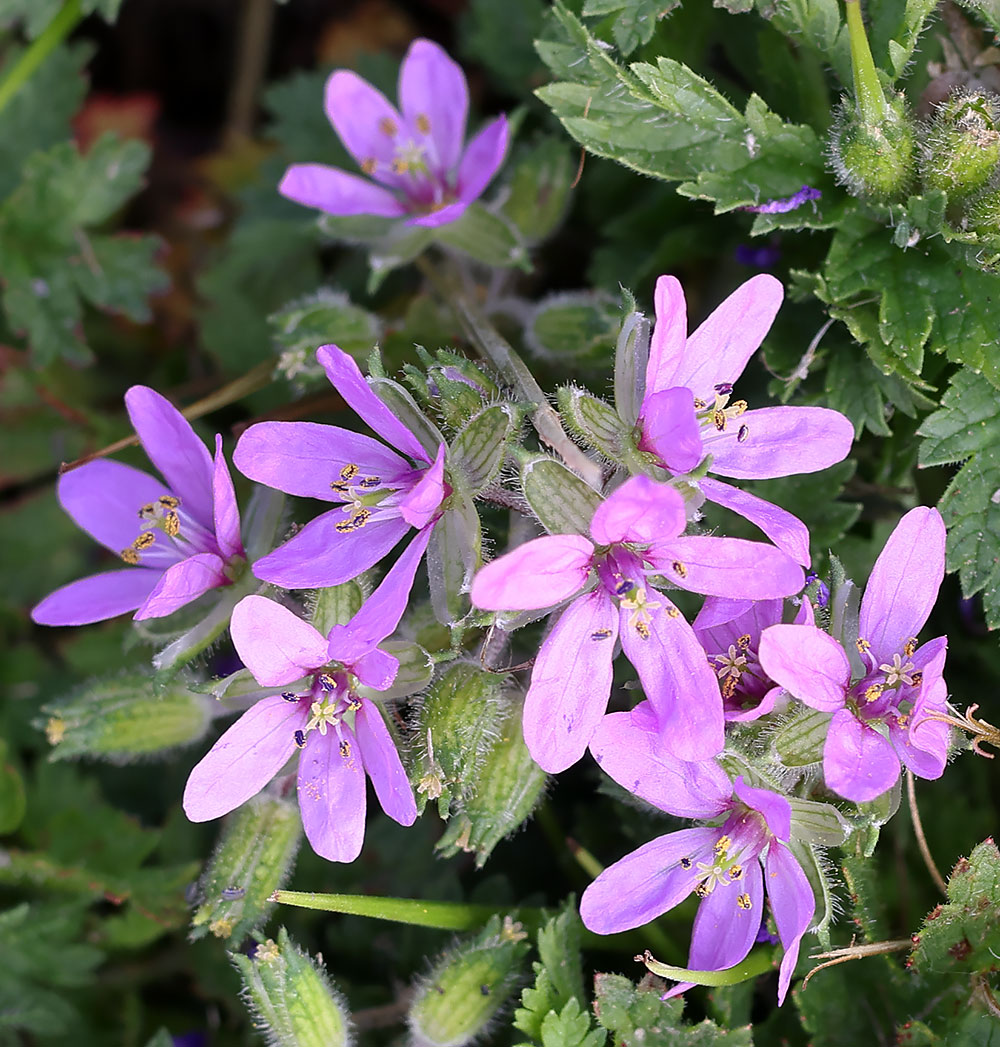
(829, 1), (915, 202)
(190, 794), (302, 943)
(436, 701), (547, 868)
(410, 663), (507, 818)
(233, 928), (353, 1047)
(524, 292), (621, 368)
(40, 673), (212, 763)
(407, 915), (530, 1047)
(920, 91), (1000, 202)
(613, 297), (650, 429)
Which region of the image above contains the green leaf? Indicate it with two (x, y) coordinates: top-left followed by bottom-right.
(0, 740), (26, 835)
(273, 890), (513, 930)
(910, 839), (1000, 975)
(0, 0), (123, 35)
(535, 4), (824, 211)
(460, 0), (546, 96)
(581, 0), (680, 55)
(539, 998), (606, 1047)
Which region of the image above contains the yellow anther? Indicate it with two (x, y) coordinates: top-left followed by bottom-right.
(45, 717), (66, 745)
(339, 739), (351, 759)
(865, 683), (885, 703)
(728, 864), (744, 880)
(730, 400), (748, 416)
(679, 856), (693, 869)
(335, 508), (371, 533)
(120, 547), (140, 565)
(672, 560), (688, 578)
(138, 502), (155, 518)
(590, 628), (613, 641)
(379, 117), (398, 136)
(713, 409), (727, 431)
(857, 637), (871, 654)
(347, 695), (362, 711)
(693, 398), (707, 410)
(736, 893), (753, 910)
(666, 607), (681, 619)
(714, 835), (731, 855)
(904, 637), (918, 658)
(416, 113), (431, 134)
(911, 671), (923, 686)
(695, 880), (714, 898)
(897, 713), (910, 728)
(361, 157), (377, 176)
(737, 634), (751, 650)
(357, 475), (381, 489)
(163, 510), (180, 537)
(133, 532), (156, 551)
(721, 676), (738, 700)
(391, 158), (409, 174)
(341, 463), (359, 480)
(158, 495), (180, 509)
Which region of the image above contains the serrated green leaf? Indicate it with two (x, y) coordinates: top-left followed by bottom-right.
(918, 368), (1000, 466)
(582, 0), (680, 55)
(539, 998), (606, 1047)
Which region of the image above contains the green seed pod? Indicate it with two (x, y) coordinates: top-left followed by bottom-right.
(411, 663), (507, 818)
(190, 794), (302, 943)
(234, 928), (353, 1047)
(436, 701), (547, 868)
(920, 92), (1000, 201)
(408, 916), (530, 1047)
(40, 672), (212, 763)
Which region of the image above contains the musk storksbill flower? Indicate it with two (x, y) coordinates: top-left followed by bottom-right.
(32, 387), (245, 626)
(758, 507), (950, 802)
(470, 475), (804, 773)
(635, 274), (854, 566)
(235, 344), (448, 590)
(279, 38), (508, 228)
(581, 705), (814, 1005)
(182, 531), (425, 862)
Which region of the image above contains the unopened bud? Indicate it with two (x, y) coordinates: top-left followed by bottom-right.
(436, 701), (547, 867)
(557, 385), (628, 462)
(920, 92), (1000, 201)
(417, 348), (501, 428)
(191, 794), (302, 943)
(234, 928), (353, 1047)
(411, 663), (507, 817)
(408, 916), (529, 1047)
(613, 300), (650, 429)
(525, 292), (620, 367)
(40, 673), (212, 763)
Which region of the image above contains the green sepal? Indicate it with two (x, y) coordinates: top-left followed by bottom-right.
(772, 706), (831, 767)
(367, 640), (433, 700)
(427, 495), (481, 625)
(232, 928), (353, 1047)
(787, 796), (850, 847)
(434, 201), (530, 270)
(368, 373), (446, 459)
(785, 836), (836, 951)
(448, 402), (522, 496)
(520, 454), (602, 535)
(190, 794), (302, 943)
(311, 579), (364, 635)
(557, 385), (630, 462)
(613, 303), (650, 429)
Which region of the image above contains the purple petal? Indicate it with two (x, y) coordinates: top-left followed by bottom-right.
(694, 597), (781, 652)
(456, 115), (509, 204)
(700, 477), (811, 567)
(399, 39), (468, 174)
(644, 275), (688, 398)
(124, 386), (215, 527)
(324, 69), (406, 175)
(637, 388), (704, 473)
(765, 843), (815, 1005)
(590, 475), (685, 547)
(134, 553), (227, 620)
(31, 568), (162, 626)
(231, 595), (329, 686)
(398, 444), (446, 528)
(688, 860), (764, 972)
(757, 624), (850, 711)
(745, 185), (821, 214)
(183, 695), (308, 821)
(523, 589), (617, 773)
(647, 536), (804, 599)
(213, 435), (243, 561)
(330, 525), (434, 661)
(579, 827), (719, 934)
(589, 707), (732, 818)
(619, 598), (725, 762)
(350, 648), (399, 691)
(733, 777), (791, 841)
(858, 507), (945, 660)
(355, 701), (418, 826)
(278, 163), (407, 218)
(908, 639), (949, 758)
(317, 345), (430, 464)
(407, 201), (470, 228)
(728, 684), (783, 723)
(676, 274), (784, 396)
(297, 726), (367, 863)
(57, 459), (173, 555)
(707, 406), (854, 480)
(234, 421), (411, 501)
(823, 707), (900, 802)
(252, 510), (410, 589)
(470, 535), (595, 611)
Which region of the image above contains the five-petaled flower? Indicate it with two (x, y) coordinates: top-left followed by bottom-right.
(581, 703), (814, 1005)
(235, 343), (449, 591)
(182, 532), (424, 862)
(634, 273), (854, 566)
(758, 506), (951, 802)
(32, 387), (245, 626)
(279, 38), (508, 228)
(471, 475), (804, 773)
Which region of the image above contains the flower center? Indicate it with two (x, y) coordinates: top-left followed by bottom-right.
(119, 494), (216, 565)
(329, 463), (389, 533)
(693, 385), (750, 441)
(692, 835), (748, 898)
(287, 671), (363, 763)
(619, 584), (661, 640)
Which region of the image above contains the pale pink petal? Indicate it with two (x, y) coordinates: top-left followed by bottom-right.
(355, 702), (417, 826)
(213, 435), (243, 561)
(471, 535), (595, 611)
(758, 624), (850, 711)
(590, 475), (685, 547)
(32, 568), (162, 626)
(324, 70), (405, 176)
(637, 387), (704, 473)
(456, 115), (509, 203)
(733, 777), (791, 841)
(647, 536), (804, 599)
(523, 589), (618, 773)
(134, 552), (227, 620)
(279, 163), (407, 218)
(700, 477), (811, 567)
(823, 708), (900, 802)
(399, 444), (446, 528)
(399, 39), (468, 174)
(297, 726), (367, 863)
(231, 595), (329, 686)
(766, 843), (815, 1005)
(644, 275), (688, 398)
(183, 695), (308, 821)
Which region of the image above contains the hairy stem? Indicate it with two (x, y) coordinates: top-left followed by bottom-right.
(0, 0), (83, 116)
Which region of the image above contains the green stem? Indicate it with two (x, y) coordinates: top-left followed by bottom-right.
(844, 0), (885, 126)
(639, 947), (775, 987)
(0, 0), (83, 116)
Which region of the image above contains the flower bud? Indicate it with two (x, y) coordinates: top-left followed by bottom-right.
(435, 701), (547, 867)
(411, 663), (507, 817)
(524, 292), (620, 367)
(556, 385), (628, 462)
(613, 302), (650, 429)
(234, 928), (353, 1047)
(40, 673), (212, 763)
(190, 794), (302, 943)
(417, 348), (501, 429)
(407, 916), (530, 1047)
(920, 92), (1000, 201)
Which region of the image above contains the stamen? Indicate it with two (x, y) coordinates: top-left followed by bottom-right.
(347, 696), (362, 711)
(590, 629), (613, 641)
(357, 476), (381, 489)
(635, 621), (651, 640)
(864, 683), (884, 703)
(666, 607), (681, 619)
(714, 383), (733, 396)
(737, 634), (751, 650)
(335, 508), (371, 533)
(138, 502), (155, 518)
(281, 692), (298, 703)
(163, 510), (180, 537)
(133, 532), (156, 551)
(120, 547), (140, 564)
(379, 117), (398, 136)
(416, 113), (431, 134)
(318, 673), (336, 692)
(671, 560), (688, 578)
(857, 638), (871, 654)
(737, 424), (749, 443)
(679, 857), (692, 869)
(361, 157), (377, 176)
(736, 893), (753, 910)
(693, 398), (707, 410)
(341, 464), (359, 480)
(714, 835), (731, 855)
(713, 410), (727, 431)
(730, 400), (748, 416)
(728, 864), (743, 880)
(904, 637), (918, 658)
(695, 880), (713, 898)
(721, 676), (738, 699)
(294, 729), (306, 749)
(391, 158), (409, 174)
(158, 495), (180, 509)
(339, 739), (351, 759)
(614, 578), (634, 596)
